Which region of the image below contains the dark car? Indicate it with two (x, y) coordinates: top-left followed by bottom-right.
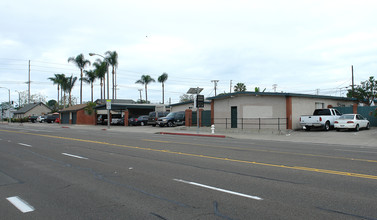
(156, 111), (185, 127)
(148, 111), (169, 127)
(129, 115), (148, 126)
(29, 115), (38, 123)
(46, 114), (60, 123)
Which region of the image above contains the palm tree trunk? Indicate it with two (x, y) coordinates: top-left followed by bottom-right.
(145, 84), (148, 103)
(162, 83), (165, 104)
(69, 92), (72, 106)
(80, 69), (83, 104)
(100, 79), (103, 100)
(103, 77), (105, 100)
(91, 83), (93, 102)
(112, 67), (115, 99)
(57, 85), (60, 109)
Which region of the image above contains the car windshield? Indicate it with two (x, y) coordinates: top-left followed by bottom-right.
(166, 112), (177, 117)
(339, 115), (354, 120)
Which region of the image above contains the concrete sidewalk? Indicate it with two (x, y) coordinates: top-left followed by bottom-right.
(2, 122), (377, 147)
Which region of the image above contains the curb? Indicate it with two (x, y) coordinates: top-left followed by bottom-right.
(159, 132), (226, 138)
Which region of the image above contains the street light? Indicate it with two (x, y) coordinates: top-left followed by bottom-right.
(89, 52), (110, 129)
(0, 86), (11, 123)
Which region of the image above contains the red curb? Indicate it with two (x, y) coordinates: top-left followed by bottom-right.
(61, 126), (70, 128)
(159, 132), (226, 138)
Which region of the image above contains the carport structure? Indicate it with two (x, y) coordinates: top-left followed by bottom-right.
(94, 103), (166, 126)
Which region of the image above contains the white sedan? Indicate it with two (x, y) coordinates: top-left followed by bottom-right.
(334, 114), (370, 131)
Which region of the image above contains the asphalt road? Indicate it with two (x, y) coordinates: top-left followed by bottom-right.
(0, 124), (376, 219)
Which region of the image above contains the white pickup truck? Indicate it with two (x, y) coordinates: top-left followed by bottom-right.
(300, 108), (342, 131)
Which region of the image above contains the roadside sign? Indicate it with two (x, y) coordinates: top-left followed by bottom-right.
(106, 100), (111, 110)
(196, 95), (204, 108)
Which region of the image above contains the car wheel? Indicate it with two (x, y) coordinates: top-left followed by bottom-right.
(305, 126), (311, 131)
(152, 124), (156, 127)
(355, 124), (360, 132)
(167, 121), (174, 127)
(336, 129), (340, 132)
(141, 122), (144, 126)
(324, 121), (330, 131)
(366, 123), (370, 130)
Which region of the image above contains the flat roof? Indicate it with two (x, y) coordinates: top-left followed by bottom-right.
(207, 91), (357, 101)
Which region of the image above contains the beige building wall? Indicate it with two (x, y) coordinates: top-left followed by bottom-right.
(291, 97), (355, 129)
(16, 104), (51, 118)
(213, 94), (287, 129)
(171, 103), (211, 112)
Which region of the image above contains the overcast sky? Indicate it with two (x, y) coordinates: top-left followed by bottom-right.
(1, 0), (376, 105)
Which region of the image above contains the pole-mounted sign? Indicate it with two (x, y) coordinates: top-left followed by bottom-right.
(196, 95), (204, 108)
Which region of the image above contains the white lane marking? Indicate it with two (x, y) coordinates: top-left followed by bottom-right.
(18, 143), (32, 147)
(173, 179), (263, 200)
(62, 153), (88, 160)
(7, 196), (35, 213)
(335, 149), (377, 154)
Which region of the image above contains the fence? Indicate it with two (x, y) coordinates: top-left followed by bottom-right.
(214, 117), (288, 130)
(186, 115), (288, 130)
(334, 106), (377, 127)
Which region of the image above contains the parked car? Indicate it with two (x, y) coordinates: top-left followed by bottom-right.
(29, 115), (38, 123)
(37, 115), (47, 123)
(299, 108), (342, 131)
(97, 115), (108, 125)
(148, 111), (169, 126)
(156, 111), (185, 127)
(335, 114), (370, 131)
(111, 117), (124, 125)
(45, 113), (59, 123)
(129, 115), (149, 126)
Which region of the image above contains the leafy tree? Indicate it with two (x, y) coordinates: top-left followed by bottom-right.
(234, 83), (246, 92)
(105, 51), (118, 99)
(347, 76), (377, 106)
(83, 70), (97, 102)
(68, 54), (91, 104)
(84, 102), (96, 115)
(179, 94), (195, 102)
(158, 72), (168, 104)
(47, 100), (58, 112)
(135, 75), (155, 103)
(254, 87), (266, 92)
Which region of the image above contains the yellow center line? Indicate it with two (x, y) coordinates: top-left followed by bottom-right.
(142, 139), (377, 163)
(2, 129), (377, 180)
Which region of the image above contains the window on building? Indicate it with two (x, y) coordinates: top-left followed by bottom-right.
(315, 102), (324, 109)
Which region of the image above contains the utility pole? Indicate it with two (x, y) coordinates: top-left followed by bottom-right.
(211, 80), (219, 96)
(351, 65), (354, 97)
(28, 60), (31, 104)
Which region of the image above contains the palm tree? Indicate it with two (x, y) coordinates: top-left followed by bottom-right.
(234, 83), (247, 92)
(93, 59), (107, 100)
(48, 74), (63, 108)
(105, 51), (118, 99)
(60, 75), (68, 108)
(83, 70), (97, 102)
(68, 54), (91, 104)
(64, 75), (77, 106)
(135, 75), (155, 103)
(158, 72), (168, 104)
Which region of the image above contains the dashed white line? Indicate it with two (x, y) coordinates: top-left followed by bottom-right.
(173, 179), (263, 200)
(7, 196), (35, 213)
(18, 143), (32, 147)
(62, 153), (88, 160)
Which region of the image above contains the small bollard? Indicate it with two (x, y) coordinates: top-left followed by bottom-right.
(211, 124), (215, 134)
